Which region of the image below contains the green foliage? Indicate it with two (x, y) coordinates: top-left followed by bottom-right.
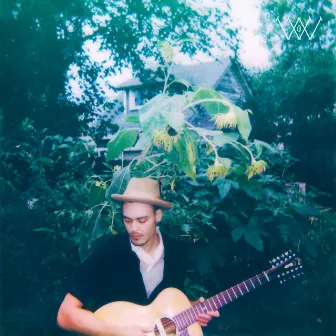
(191, 87), (231, 115)
(125, 115), (140, 124)
(0, 0), (238, 140)
(106, 129), (138, 161)
(250, 0), (336, 149)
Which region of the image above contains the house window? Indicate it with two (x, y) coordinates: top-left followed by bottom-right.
(129, 87), (160, 110)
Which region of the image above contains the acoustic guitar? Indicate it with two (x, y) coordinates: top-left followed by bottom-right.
(94, 251), (303, 336)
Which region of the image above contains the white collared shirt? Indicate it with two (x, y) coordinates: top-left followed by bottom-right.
(130, 227), (164, 298)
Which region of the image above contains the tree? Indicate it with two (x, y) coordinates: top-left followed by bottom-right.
(248, 0), (335, 148)
(0, 0), (237, 136)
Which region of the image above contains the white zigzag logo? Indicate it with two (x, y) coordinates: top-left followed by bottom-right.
(276, 16), (322, 40)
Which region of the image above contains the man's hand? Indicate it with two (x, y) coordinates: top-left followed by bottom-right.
(192, 296), (220, 327)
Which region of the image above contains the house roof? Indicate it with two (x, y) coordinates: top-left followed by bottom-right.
(116, 58), (232, 90)
(171, 58), (231, 88)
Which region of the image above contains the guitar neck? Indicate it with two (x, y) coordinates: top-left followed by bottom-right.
(174, 270), (271, 330)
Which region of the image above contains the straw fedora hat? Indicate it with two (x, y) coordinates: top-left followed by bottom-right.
(111, 177), (172, 209)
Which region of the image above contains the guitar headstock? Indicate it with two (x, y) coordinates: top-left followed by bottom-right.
(268, 250), (304, 284)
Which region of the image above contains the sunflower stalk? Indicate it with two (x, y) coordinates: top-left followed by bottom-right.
(183, 120), (219, 162)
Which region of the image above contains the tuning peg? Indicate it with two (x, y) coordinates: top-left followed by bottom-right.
(285, 252), (289, 256)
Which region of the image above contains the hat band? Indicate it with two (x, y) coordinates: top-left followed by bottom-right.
(124, 190), (161, 200)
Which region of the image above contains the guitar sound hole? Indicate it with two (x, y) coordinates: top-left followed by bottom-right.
(154, 317), (177, 335)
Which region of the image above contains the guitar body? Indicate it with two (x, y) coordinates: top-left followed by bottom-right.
(94, 287), (203, 336)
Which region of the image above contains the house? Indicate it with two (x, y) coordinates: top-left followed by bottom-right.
(115, 57), (253, 128)
(103, 57), (254, 160)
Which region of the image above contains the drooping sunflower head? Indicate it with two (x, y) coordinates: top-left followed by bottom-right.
(152, 127), (180, 152)
(212, 110), (237, 129)
(246, 159), (267, 179)
(207, 163), (229, 182)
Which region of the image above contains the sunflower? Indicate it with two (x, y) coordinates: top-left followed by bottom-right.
(246, 159), (267, 179)
(207, 163), (229, 182)
(152, 128), (180, 152)
(212, 110), (237, 129)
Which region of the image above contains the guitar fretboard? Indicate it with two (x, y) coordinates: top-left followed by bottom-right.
(174, 271), (270, 331)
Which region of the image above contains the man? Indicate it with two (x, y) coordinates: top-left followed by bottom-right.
(57, 177), (219, 336)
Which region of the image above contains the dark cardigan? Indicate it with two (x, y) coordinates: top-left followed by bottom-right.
(67, 232), (188, 311)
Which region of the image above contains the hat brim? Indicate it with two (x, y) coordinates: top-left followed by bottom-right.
(111, 194), (172, 209)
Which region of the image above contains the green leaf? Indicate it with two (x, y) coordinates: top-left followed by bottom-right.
(216, 138), (250, 161)
(88, 184), (106, 208)
(212, 132), (240, 146)
(231, 227), (244, 242)
(33, 228), (55, 233)
(233, 106), (252, 144)
(254, 140), (276, 158)
(243, 230), (263, 251)
(37, 157), (54, 166)
(139, 94), (169, 136)
(174, 129), (199, 180)
(291, 203), (321, 217)
(216, 180), (232, 199)
(194, 190), (212, 198)
(157, 40), (174, 63)
(191, 87), (231, 115)
(106, 129), (138, 161)
(227, 216), (242, 229)
(166, 146), (179, 164)
(105, 166), (131, 203)
(173, 78), (191, 88)
(159, 95), (186, 132)
(139, 94), (168, 125)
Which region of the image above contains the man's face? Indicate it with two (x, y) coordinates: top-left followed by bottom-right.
(122, 202), (162, 246)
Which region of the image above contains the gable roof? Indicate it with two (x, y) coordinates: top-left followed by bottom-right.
(171, 58), (231, 88)
(116, 58), (232, 90)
